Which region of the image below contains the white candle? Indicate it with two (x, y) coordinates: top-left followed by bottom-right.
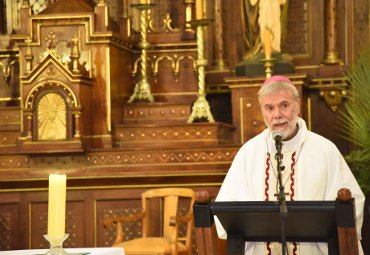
(47, 174), (67, 240)
(195, 0), (203, 20)
(264, 29), (272, 59)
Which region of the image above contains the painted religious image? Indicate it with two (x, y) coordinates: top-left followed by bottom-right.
(38, 92), (67, 140)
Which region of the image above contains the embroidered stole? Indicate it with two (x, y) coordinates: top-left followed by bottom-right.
(264, 151), (300, 255)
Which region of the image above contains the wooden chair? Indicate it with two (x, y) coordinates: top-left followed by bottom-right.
(104, 188), (195, 255)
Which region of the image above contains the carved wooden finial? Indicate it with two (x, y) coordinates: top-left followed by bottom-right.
(337, 188), (352, 202)
(71, 36), (81, 74)
(25, 38), (34, 73)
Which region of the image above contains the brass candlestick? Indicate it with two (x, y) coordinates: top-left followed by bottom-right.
(187, 19), (215, 123)
(127, 3), (156, 103)
(261, 57), (276, 79)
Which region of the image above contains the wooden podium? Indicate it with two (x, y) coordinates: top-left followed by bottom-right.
(193, 189), (359, 255)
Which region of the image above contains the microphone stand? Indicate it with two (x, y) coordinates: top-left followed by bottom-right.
(275, 140), (288, 255)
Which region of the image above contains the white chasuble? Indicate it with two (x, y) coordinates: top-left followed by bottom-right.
(215, 118), (365, 255)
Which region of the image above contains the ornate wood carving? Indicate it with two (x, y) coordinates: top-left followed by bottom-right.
(285, 0), (308, 55)
(18, 54), (90, 152)
(123, 102), (191, 124)
(322, 0), (342, 64)
(114, 122), (234, 149)
(0, 1), (368, 253)
(310, 77), (347, 112)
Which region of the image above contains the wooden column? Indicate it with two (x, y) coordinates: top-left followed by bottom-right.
(322, 0), (342, 64)
(19, 0), (31, 36)
(95, 0), (109, 32)
(212, 0), (228, 70)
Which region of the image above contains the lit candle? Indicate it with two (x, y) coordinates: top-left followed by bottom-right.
(47, 174), (67, 241)
(264, 29), (272, 59)
(195, 0), (203, 20)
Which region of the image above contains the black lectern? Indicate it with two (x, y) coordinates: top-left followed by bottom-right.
(193, 189), (359, 255)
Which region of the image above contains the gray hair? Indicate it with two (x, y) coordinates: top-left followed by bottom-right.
(258, 81), (299, 103)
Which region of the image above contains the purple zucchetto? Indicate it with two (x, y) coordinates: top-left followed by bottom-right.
(262, 75), (293, 87)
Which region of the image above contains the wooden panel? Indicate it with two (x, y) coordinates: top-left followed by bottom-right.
(29, 202), (48, 249)
(285, 0), (309, 55)
(346, 0), (370, 64)
(0, 185), (221, 254)
(122, 103), (191, 124)
(109, 45), (133, 127)
(29, 197), (86, 248)
(0, 107), (21, 152)
(308, 89), (351, 155)
(96, 190), (143, 247)
(0, 203), (20, 250)
(113, 122), (235, 149)
(238, 94), (265, 144)
(65, 201), (87, 248)
(0, 107), (21, 126)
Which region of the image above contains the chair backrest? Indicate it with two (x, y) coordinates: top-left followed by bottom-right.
(141, 188), (195, 249)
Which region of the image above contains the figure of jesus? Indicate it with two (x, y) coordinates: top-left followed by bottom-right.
(250, 0), (287, 53)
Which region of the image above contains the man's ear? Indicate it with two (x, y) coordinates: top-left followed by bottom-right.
(296, 98), (301, 115)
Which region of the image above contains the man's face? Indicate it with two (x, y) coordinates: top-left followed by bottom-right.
(260, 89), (300, 140)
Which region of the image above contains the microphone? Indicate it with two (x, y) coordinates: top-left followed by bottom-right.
(272, 131), (284, 152)
(273, 131), (288, 255)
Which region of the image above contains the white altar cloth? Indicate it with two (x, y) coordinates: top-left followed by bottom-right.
(0, 247), (124, 255)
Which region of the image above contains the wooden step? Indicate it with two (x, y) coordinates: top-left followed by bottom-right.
(0, 107), (21, 152)
(113, 122), (235, 149)
(123, 102), (191, 124)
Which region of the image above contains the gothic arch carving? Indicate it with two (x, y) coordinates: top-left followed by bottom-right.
(25, 80), (79, 109)
(23, 80), (81, 142)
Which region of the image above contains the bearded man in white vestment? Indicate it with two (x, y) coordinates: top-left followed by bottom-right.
(215, 75), (365, 255)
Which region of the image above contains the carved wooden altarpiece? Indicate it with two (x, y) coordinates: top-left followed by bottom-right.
(1, 0), (368, 253)
(13, 0), (123, 152)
